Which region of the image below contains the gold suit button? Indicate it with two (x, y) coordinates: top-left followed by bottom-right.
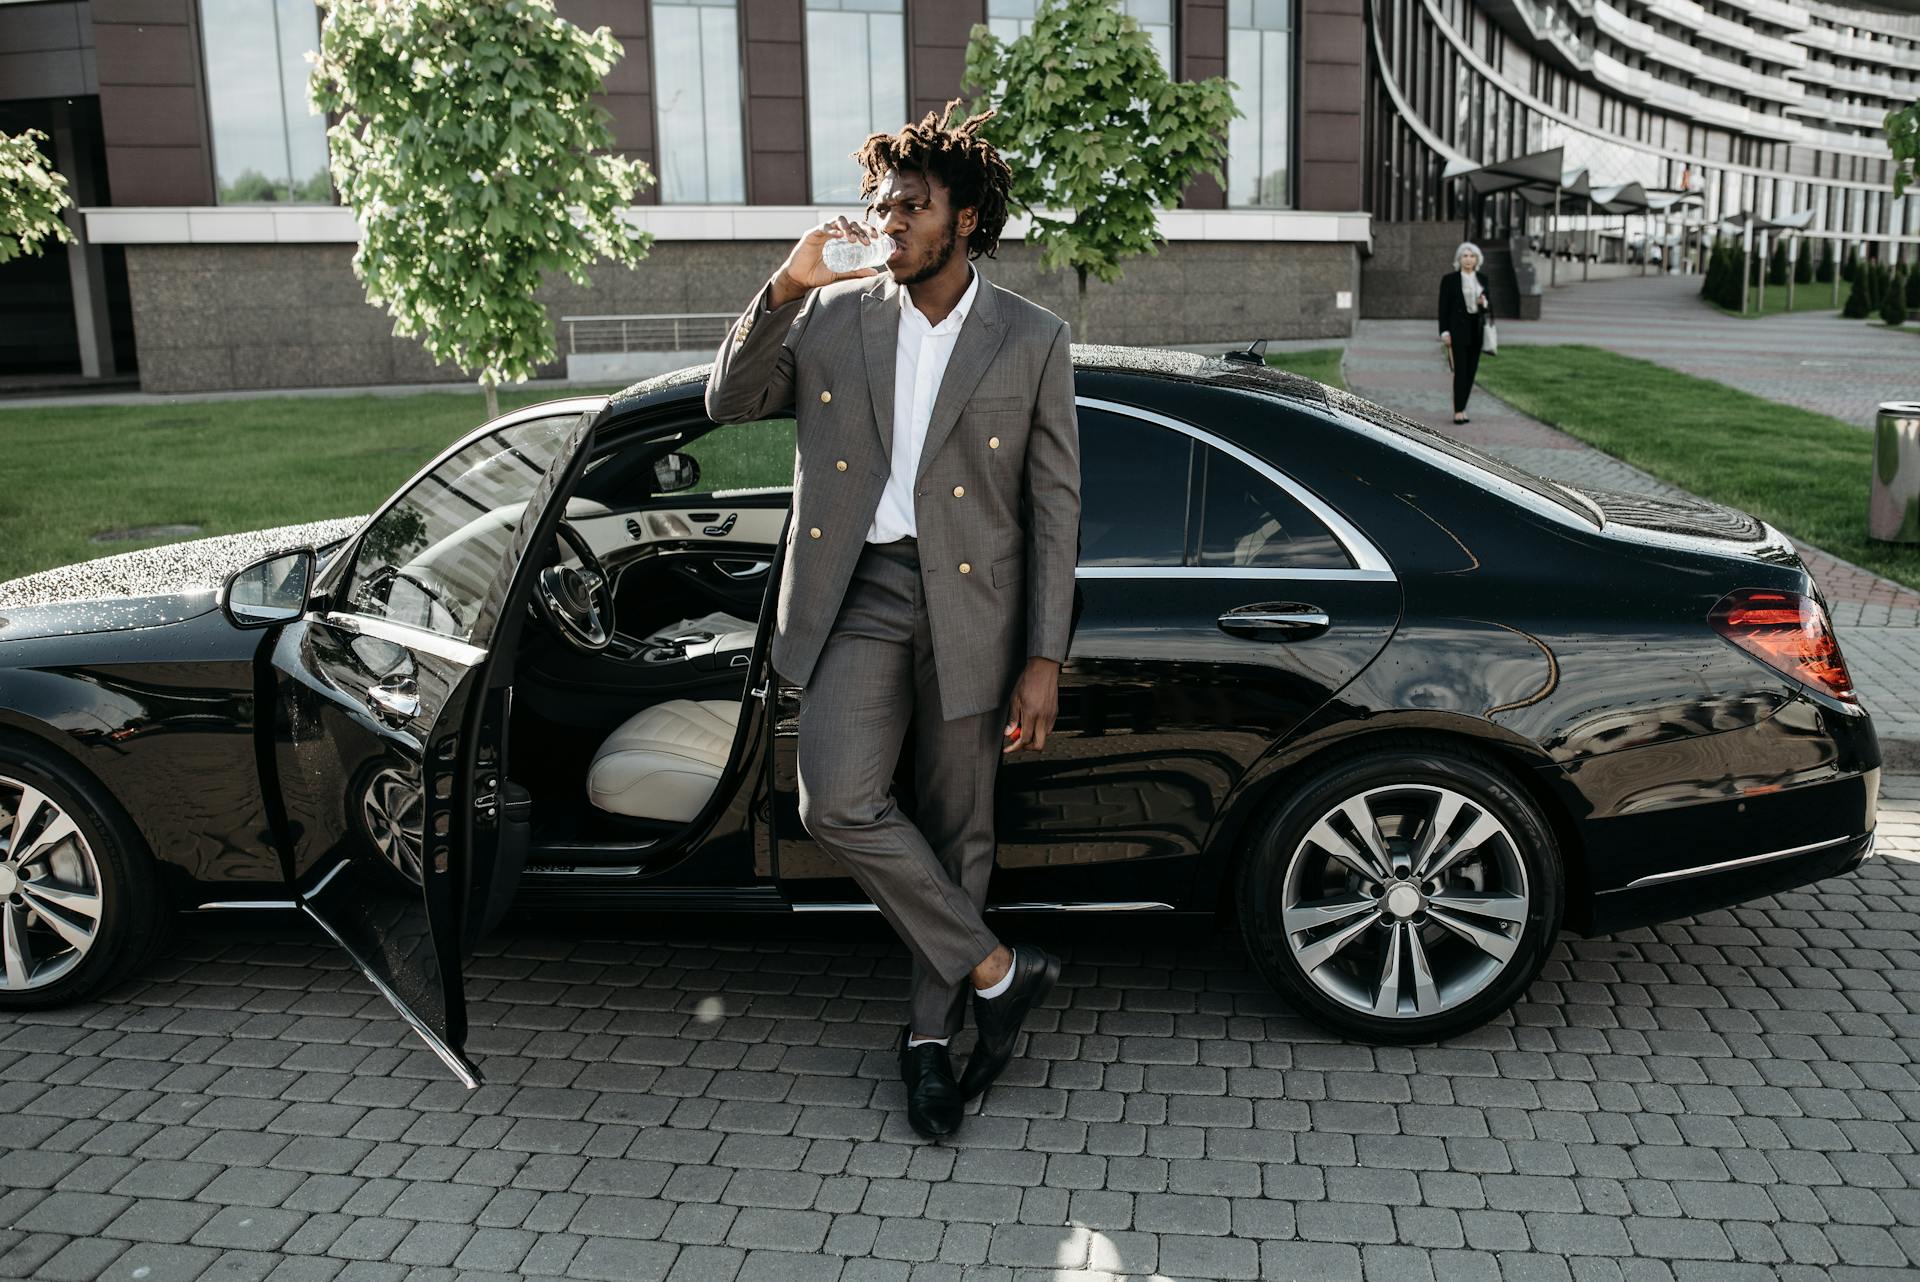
(989, 436), (1001, 449)
(819, 390), (831, 403)
(835, 460), (848, 471)
(952, 485), (965, 497)
(809, 527), (822, 539)
(959, 562), (971, 574)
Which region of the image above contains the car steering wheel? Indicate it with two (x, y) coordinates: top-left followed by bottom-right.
(533, 521), (615, 653)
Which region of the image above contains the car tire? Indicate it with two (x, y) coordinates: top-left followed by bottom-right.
(1237, 742), (1563, 1044)
(0, 741), (171, 1011)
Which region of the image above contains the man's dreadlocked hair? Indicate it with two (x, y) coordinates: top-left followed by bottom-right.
(853, 99), (1012, 261)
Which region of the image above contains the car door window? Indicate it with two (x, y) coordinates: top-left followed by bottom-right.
(342, 414), (582, 640)
(1195, 444), (1352, 570)
(1079, 410), (1192, 566)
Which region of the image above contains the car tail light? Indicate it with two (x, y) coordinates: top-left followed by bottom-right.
(1709, 588), (1856, 703)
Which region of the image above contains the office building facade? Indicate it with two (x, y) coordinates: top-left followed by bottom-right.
(0, 0), (1911, 393)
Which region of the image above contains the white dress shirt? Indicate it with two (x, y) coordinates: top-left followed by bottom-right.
(1460, 269), (1482, 313)
(867, 266), (981, 544)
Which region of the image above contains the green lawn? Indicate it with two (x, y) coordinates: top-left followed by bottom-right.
(1474, 344), (1920, 592)
(1266, 347), (1346, 390)
(0, 386), (619, 583)
(1707, 280), (1849, 318)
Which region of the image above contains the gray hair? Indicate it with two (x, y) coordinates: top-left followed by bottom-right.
(1453, 241), (1484, 271)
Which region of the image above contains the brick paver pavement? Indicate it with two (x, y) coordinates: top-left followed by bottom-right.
(1, 783), (1916, 1282)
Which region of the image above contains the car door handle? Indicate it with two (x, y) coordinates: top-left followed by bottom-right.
(1217, 605), (1331, 641)
(367, 676), (420, 724)
(714, 557), (770, 579)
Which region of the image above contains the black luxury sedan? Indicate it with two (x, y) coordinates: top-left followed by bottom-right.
(0, 348), (1879, 1082)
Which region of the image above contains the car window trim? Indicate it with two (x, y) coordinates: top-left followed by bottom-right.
(318, 610), (489, 668)
(1074, 398), (1395, 579)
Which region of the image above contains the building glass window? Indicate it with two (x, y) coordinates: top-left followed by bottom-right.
(805, 0), (906, 204)
(652, 0), (746, 202)
(988, 0), (1173, 70)
(1228, 0), (1292, 208)
(200, 0), (330, 203)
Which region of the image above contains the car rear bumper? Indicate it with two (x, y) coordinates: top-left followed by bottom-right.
(1547, 693), (1879, 935)
(1584, 825), (1875, 936)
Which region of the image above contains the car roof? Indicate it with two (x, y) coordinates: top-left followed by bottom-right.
(598, 344), (1336, 423)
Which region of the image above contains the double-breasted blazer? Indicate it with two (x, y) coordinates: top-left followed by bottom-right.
(705, 269), (1081, 722)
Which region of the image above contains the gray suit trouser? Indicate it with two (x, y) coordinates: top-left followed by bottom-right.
(796, 536), (1004, 1039)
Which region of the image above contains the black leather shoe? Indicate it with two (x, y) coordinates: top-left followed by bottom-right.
(957, 945), (1061, 1102)
(899, 1029), (962, 1139)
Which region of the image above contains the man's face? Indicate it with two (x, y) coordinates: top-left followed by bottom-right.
(868, 168), (975, 286)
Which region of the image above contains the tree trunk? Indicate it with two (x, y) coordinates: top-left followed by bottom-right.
(483, 377), (500, 422)
(1075, 267), (1089, 344)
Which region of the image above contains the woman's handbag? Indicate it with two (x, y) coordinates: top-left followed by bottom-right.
(1483, 314), (1499, 356)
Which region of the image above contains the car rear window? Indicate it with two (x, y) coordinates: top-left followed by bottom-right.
(1321, 387), (1601, 528)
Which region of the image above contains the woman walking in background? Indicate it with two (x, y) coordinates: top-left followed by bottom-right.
(1439, 242), (1492, 425)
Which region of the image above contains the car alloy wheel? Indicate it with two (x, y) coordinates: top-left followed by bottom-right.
(1281, 783), (1529, 1020)
(0, 772), (106, 991)
(1238, 743), (1562, 1043)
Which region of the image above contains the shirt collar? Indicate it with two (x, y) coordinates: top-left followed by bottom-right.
(901, 264), (979, 333)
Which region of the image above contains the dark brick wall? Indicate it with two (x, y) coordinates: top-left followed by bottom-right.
(0, 0), (95, 99)
(1179, 0), (1227, 211)
(91, 0), (215, 206)
(1298, 0), (1365, 211)
(742, 0), (806, 204)
(557, 0), (657, 203)
(908, 0), (986, 124)
(126, 239), (1359, 393)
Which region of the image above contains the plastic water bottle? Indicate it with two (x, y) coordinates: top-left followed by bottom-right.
(821, 227), (895, 274)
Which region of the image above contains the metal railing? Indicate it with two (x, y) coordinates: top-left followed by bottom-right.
(561, 313), (736, 355)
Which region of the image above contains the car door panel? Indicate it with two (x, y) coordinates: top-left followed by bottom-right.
(268, 407), (596, 1085)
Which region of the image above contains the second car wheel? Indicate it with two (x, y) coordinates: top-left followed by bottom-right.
(1237, 742), (1564, 1044)
(0, 741), (170, 1011)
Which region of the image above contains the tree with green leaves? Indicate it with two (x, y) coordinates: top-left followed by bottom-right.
(1793, 239), (1812, 285)
(310, 0), (654, 418)
(1815, 239), (1835, 284)
(1768, 239), (1787, 287)
(1881, 267), (1908, 327)
(0, 129), (75, 266)
(960, 0), (1238, 341)
(1907, 259), (1920, 308)
(1889, 101), (1916, 200)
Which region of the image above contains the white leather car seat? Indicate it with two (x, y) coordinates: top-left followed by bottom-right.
(587, 699), (742, 821)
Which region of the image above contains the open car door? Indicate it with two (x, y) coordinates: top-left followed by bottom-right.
(266, 404), (599, 1085)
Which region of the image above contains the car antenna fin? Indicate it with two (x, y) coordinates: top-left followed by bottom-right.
(1222, 338), (1269, 366)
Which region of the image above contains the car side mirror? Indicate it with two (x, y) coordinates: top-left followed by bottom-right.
(222, 547), (315, 628)
(653, 450), (701, 494)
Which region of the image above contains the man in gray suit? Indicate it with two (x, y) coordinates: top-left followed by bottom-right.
(706, 102), (1080, 1138)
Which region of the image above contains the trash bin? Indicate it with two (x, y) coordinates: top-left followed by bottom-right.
(1869, 401), (1920, 543)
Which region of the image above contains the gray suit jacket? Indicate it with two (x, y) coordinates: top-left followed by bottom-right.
(705, 268), (1081, 721)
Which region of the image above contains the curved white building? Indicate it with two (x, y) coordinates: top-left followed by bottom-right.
(1368, 0), (1920, 257)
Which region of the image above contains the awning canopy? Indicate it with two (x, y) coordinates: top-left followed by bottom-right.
(1591, 182), (1650, 214)
(1719, 207), (1817, 233)
(1442, 146), (1568, 197)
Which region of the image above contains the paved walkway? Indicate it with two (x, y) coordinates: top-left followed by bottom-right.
(1, 804), (1916, 1282)
(1342, 284), (1920, 744)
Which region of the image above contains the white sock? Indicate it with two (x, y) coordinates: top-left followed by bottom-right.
(906, 1034), (949, 1048)
(975, 952), (1016, 999)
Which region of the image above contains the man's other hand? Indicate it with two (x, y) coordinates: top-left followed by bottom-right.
(1003, 657), (1062, 754)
